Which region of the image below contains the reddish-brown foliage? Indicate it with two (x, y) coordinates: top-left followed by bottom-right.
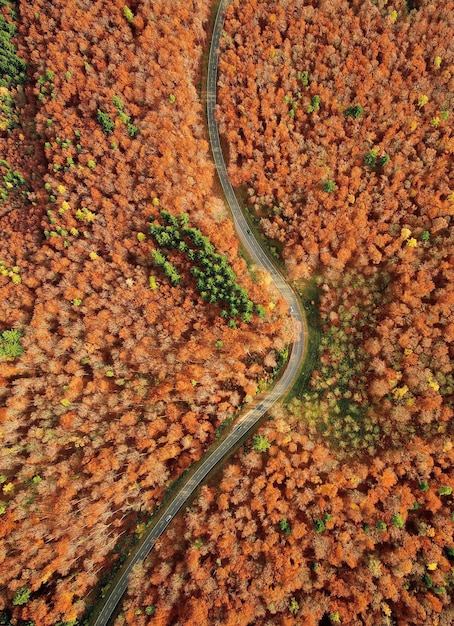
(119, 412), (453, 625)
(117, 0), (453, 624)
(0, 0), (287, 622)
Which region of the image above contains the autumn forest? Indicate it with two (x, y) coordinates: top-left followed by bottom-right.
(0, 0), (453, 625)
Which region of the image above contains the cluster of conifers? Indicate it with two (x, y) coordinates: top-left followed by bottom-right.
(149, 210), (265, 326)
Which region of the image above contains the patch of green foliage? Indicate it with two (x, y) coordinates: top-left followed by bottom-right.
(0, 328), (24, 358)
(297, 70), (309, 86)
(123, 6), (134, 23)
(112, 95), (140, 137)
(364, 150), (390, 169)
(251, 434), (271, 452)
(279, 518), (292, 536)
(95, 109), (115, 135)
(0, 88), (19, 131)
(392, 513), (405, 528)
(420, 230), (430, 242)
(313, 518), (326, 533)
(0, 159), (26, 203)
(148, 210), (258, 323)
(322, 180), (336, 193)
(287, 270), (391, 455)
(344, 104), (363, 119)
(289, 597), (299, 614)
(364, 149), (377, 168)
(12, 587), (31, 606)
(284, 94), (299, 118)
(36, 69), (55, 104)
(0, 8), (27, 87)
(377, 154), (390, 167)
(151, 249), (181, 286)
(307, 94), (320, 113)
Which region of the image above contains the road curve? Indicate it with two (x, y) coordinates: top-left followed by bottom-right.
(90, 3), (305, 625)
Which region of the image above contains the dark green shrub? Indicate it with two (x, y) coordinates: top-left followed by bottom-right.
(344, 104), (363, 119)
(307, 95), (320, 113)
(0, 14), (27, 86)
(364, 150), (377, 168)
(96, 109), (115, 135)
(377, 154), (390, 167)
(313, 519), (325, 533)
(322, 180), (336, 193)
(279, 519), (292, 535)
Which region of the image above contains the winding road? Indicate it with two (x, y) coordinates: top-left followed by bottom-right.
(90, 2), (305, 625)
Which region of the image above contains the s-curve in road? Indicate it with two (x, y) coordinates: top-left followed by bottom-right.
(90, 3), (305, 625)
(206, 0), (305, 394)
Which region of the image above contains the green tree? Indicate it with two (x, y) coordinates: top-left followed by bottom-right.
(251, 434), (270, 452)
(123, 6), (134, 23)
(344, 104), (364, 119)
(423, 573), (433, 588)
(364, 150), (377, 168)
(95, 109), (115, 135)
(392, 513), (405, 528)
(0, 329), (23, 358)
(162, 260), (181, 286)
(307, 95), (320, 113)
(13, 587), (31, 606)
(127, 123), (140, 137)
(0, 13), (27, 86)
(289, 597), (299, 614)
(377, 154), (390, 167)
(322, 180), (336, 193)
(112, 95), (123, 111)
(297, 70), (309, 86)
(150, 249), (166, 266)
(313, 519), (325, 533)
(420, 230), (430, 242)
(279, 519), (292, 536)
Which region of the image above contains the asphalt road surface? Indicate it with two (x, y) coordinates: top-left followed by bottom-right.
(90, 2), (305, 624)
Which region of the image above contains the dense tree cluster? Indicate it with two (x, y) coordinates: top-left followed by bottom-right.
(0, 0), (27, 88)
(215, 0), (453, 447)
(1, 0), (452, 623)
(119, 408), (453, 625)
(149, 210), (260, 324)
(0, 1), (288, 623)
(117, 1), (453, 624)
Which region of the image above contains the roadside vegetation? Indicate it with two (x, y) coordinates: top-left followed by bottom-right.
(117, 1), (453, 624)
(0, 1), (288, 624)
(0, 0), (452, 625)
